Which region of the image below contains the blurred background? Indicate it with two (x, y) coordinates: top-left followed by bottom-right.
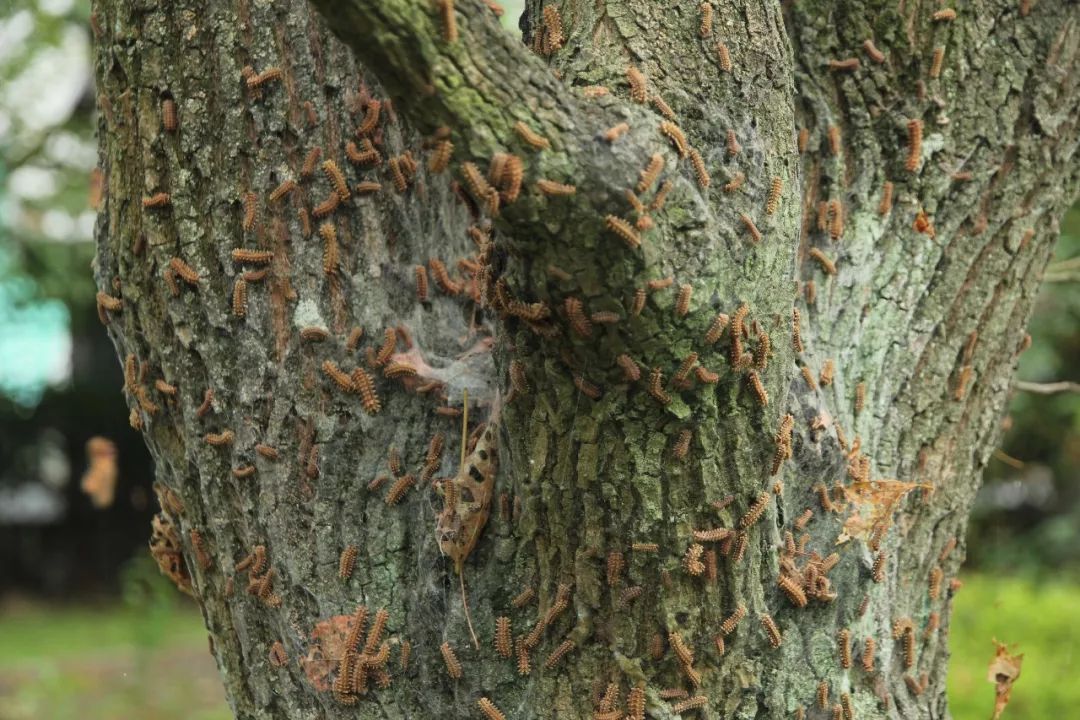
(0, 1), (1075, 719)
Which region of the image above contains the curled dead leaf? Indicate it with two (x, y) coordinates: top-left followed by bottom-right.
(987, 639), (1023, 720)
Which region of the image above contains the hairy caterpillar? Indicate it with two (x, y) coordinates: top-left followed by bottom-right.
(637, 153), (664, 192)
(615, 354), (641, 382)
(688, 148), (710, 188)
(631, 287), (646, 316)
(828, 57), (861, 71)
(626, 66), (647, 103)
(753, 330), (771, 370)
(675, 284), (692, 316)
(791, 307), (804, 353)
(541, 5), (564, 54)
(863, 39), (886, 63)
(268, 641), (287, 667)
(427, 139), (454, 173)
(514, 120), (550, 149)
(603, 123), (630, 143)
(385, 475), (416, 505)
(929, 566), (943, 599)
(939, 537), (957, 563)
(739, 491), (771, 528)
(605, 215), (642, 249)
(699, 2), (713, 36)
(878, 180), (894, 215)
(872, 551), (887, 582)
(717, 171), (744, 196)
(932, 8), (957, 20)
(648, 367), (672, 405)
(322, 160), (350, 202)
(674, 352), (698, 383)
(809, 248), (837, 274)
(322, 360), (354, 392)
(704, 312), (729, 344)
(818, 681), (830, 708)
(573, 374), (602, 399)
(695, 365), (719, 384)
(268, 179), (296, 204)
(805, 279), (817, 304)
(162, 97), (177, 131)
(716, 42), (732, 72)
(375, 328), (397, 366)
(438, 641), (463, 679)
(429, 258), (463, 295)
(189, 529), (212, 569)
(169, 257), (199, 285)
(671, 696), (708, 713)
(564, 296), (593, 338)
(351, 368), (381, 414)
(660, 121), (689, 157)
(779, 575), (808, 607)
(827, 125), (841, 155)
(241, 191), (257, 230)
(231, 248), (273, 264)
(544, 639), (575, 669)
(682, 546), (708, 578)
(726, 128), (741, 156)
(605, 550), (626, 587)
(838, 629), (852, 668)
(477, 698), (506, 720)
(765, 176), (782, 214)
(828, 198), (844, 240)
(204, 429), (234, 446)
(673, 429), (693, 460)
(320, 223), (339, 276)
(929, 46), (945, 79)
(142, 192), (171, 208)
(301, 147), (322, 178)
(356, 99), (382, 136)
(905, 119), (923, 172)
(797, 128), (809, 153)
(746, 371), (768, 406)
(339, 545), (358, 579)
(244, 66), (281, 89)
(590, 311), (620, 325)
(536, 179), (576, 196)
(231, 278), (248, 317)
(740, 214), (762, 243)
(902, 625), (916, 668)
(760, 614), (782, 648)
(651, 94), (676, 121)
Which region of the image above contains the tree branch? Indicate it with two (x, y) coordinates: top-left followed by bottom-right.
(1014, 380), (1080, 395)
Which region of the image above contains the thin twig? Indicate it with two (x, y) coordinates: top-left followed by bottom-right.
(1014, 380), (1080, 395)
(992, 449), (1025, 470)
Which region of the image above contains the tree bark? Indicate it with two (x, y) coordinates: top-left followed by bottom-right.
(91, 0), (1080, 718)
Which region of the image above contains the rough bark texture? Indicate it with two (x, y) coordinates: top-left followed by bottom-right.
(91, 0), (1079, 719)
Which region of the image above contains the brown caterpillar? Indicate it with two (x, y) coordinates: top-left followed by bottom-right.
(411, 264), (429, 302)
(312, 191), (340, 218)
(427, 139), (454, 173)
(514, 120), (550, 150)
(385, 475), (416, 505)
(674, 284), (693, 317)
(339, 545), (358, 580)
(168, 257), (199, 286)
(268, 179), (296, 204)
(603, 122), (630, 143)
(905, 119), (923, 172)
(876, 180), (895, 215)
(704, 312), (729, 344)
(375, 328), (397, 365)
(818, 681), (830, 709)
(541, 5), (564, 54)
(230, 278), (248, 317)
(740, 214), (762, 243)
(809, 248), (837, 274)
(838, 629), (852, 668)
(322, 160), (350, 202)
(726, 128), (741, 156)
(929, 566), (943, 600)
(241, 191), (257, 230)
(855, 382), (866, 414)
(863, 39), (886, 63)
(356, 99), (382, 135)
(244, 66), (281, 89)
(536, 179), (576, 196)
(631, 287), (647, 316)
(674, 352), (698, 382)
(153, 379), (177, 396)
(204, 429), (234, 446)
(606, 215), (641, 249)
(661, 121), (689, 157)
(143, 192), (171, 208)
(582, 85), (609, 97)
(353, 181), (381, 196)
(765, 176), (782, 215)
(716, 42), (733, 72)
(872, 552), (887, 582)
(637, 153), (664, 193)
(827, 125), (841, 155)
(939, 537), (957, 563)
(564, 297), (593, 338)
(320, 223), (339, 276)
(189, 529), (212, 569)
(626, 66), (647, 103)
(779, 575), (808, 607)
(477, 698), (506, 720)
(797, 127), (809, 153)
(747, 371), (768, 406)
(929, 46), (945, 79)
(933, 8), (957, 20)
(739, 491), (771, 528)
(805, 279), (817, 304)
(799, 366), (817, 390)
(162, 98), (177, 131)
(438, 641), (463, 679)
(301, 147), (322, 178)
(322, 360), (354, 392)
(231, 248), (273, 264)
(688, 148), (710, 188)
(760, 614), (782, 648)
(573, 374), (602, 400)
(544, 639), (574, 669)
(791, 308), (804, 353)
(616, 354), (641, 382)
(429, 258), (463, 295)
(699, 2), (714, 36)
(346, 138), (381, 166)
(671, 696), (708, 713)
(682, 543), (710, 573)
(351, 368), (381, 414)
(651, 93), (676, 120)
(647, 367), (672, 405)
(695, 365), (719, 384)
(902, 625), (916, 669)
(828, 58), (861, 71)
(387, 158), (408, 193)
(673, 429), (693, 459)
(590, 311), (620, 324)
(861, 636), (876, 671)
(753, 330), (771, 370)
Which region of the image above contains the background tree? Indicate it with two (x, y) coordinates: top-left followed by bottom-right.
(90, 1), (1080, 718)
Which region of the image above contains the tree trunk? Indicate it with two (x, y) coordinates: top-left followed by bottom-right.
(91, 0), (1080, 718)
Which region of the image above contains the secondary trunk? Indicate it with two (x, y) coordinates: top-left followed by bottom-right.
(91, 0), (1080, 718)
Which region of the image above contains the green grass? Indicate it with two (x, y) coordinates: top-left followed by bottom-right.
(0, 572), (1073, 719)
(948, 574), (1080, 720)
